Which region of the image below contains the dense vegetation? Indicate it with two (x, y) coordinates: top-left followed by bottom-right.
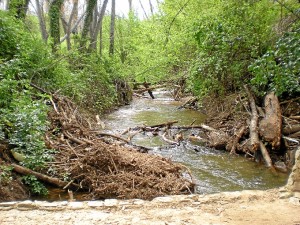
(0, 0), (299, 195)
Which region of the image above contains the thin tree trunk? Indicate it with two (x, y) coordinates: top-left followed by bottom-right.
(109, 0), (116, 55)
(128, 0), (132, 11)
(139, 0), (148, 19)
(259, 141), (273, 168)
(35, 0), (48, 42)
(99, 21), (103, 57)
(244, 85), (260, 152)
(89, 0), (109, 51)
(149, 0), (154, 15)
(65, 0), (78, 50)
(60, 13), (84, 43)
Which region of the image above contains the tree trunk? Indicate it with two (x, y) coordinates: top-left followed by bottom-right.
(35, 0), (48, 42)
(80, 0), (97, 51)
(65, 0), (79, 50)
(244, 85), (260, 152)
(259, 141), (273, 168)
(9, 0), (30, 19)
(128, 0), (133, 11)
(149, 0), (154, 15)
(12, 164), (70, 188)
(49, 0), (64, 52)
(89, 0), (109, 51)
(139, 0), (149, 19)
(109, 0), (116, 55)
(259, 92), (282, 149)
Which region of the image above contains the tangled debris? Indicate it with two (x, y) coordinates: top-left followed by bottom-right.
(45, 95), (194, 200)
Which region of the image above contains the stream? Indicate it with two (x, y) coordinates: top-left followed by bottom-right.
(104, 89), (288, 194)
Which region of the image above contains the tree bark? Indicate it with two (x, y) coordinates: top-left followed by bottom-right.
(139, 0), (148, 19)
(259, 141), (273, 168)
(244, 85), (260, 152)
(149, 0), (154, 15)
(259, 92), (282, 149)
(49, 0), (64, 52)
(109, 0), (116, 55)
(128, 0), (133, 11)
(89, 0), (109, 51)
(80, 0), (97, 51)
(35, 0), (48, 42)
(12, 164), (70, 188)
(230, 126), (246, 154)
(283, 124), (300, 135)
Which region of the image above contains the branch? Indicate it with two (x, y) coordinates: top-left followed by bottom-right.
(164, 0), (191, 47)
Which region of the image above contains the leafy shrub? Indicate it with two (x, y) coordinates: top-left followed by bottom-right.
(0, 166), (13, 185)
(190, 0), (279, 97)
(250, 26), (300, 97)
(22, 175), (48, 195)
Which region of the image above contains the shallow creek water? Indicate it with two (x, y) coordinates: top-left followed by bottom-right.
(104, 90), (288, 194)
(41, 90), (288, 201)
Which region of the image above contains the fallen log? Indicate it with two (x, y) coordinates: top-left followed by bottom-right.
(259, 141), (273, 168)
(134, 85), (166, 94)
(96, 132), (130, 143)
(171, 124), (217, 132)
(178, 97), (197, 109)
(289, 116), (300, 120)
(259, 92), (282, 149)
(244, 85), (260, 152)
(11, 163), (77, 188)
(283, 124), (300, 135)
(162, 132), (178, 145)
(288, 131), (300, 139)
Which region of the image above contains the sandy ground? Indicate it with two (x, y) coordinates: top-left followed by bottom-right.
(0, 189), (300, 225)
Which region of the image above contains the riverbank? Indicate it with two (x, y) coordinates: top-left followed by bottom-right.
(1, 189), (299, 225)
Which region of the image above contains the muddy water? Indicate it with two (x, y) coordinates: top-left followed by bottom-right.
(104, 90), (288, 194)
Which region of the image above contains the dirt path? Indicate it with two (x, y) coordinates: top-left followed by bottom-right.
(1, 189), (299, 225)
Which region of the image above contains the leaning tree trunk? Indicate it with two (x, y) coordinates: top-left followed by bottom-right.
(109, 0), (116, 55)
(49, 0), (64, 52)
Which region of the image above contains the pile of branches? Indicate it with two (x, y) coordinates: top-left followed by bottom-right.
(199, 86), (300, 172)
(44, 95), (194, 200)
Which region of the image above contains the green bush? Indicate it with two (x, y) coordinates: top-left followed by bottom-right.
(250, 26), (300, 97)
(190, 0), (279, 97)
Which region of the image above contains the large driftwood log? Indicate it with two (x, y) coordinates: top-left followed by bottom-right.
(244, 85), (260, 152)
(259, 92), (282, 149)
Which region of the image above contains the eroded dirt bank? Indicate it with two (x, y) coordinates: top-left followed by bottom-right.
(0, 189), (299, 225)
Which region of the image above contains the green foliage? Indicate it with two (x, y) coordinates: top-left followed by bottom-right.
(7, 95), (54, 169)
(0, 166), (13, 185)
(22, 175), (48, 196)
(0, 11), (54, 171)
(250, 25), (300, 97)
(190, 0), (279, 96)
